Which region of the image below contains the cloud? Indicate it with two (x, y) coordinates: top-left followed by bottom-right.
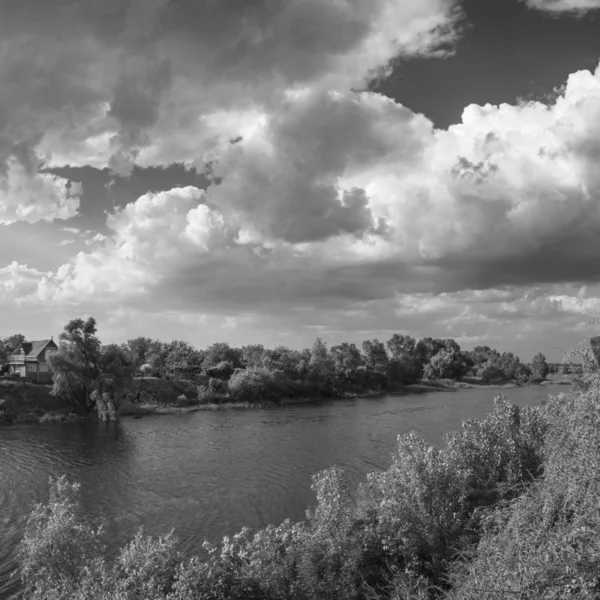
(206, 89), (432, 244)
(0, 161), (81, 224)
(2, 61), (600, 327)
(0, 0), (461, 181)
(0, 262), (47, 301)
(58, 240), (75, 247)
(3, 0), (600, 358)
(63, 227), (82, 235)
(522, 0), (600, 14)
(84, 233), (107, 246)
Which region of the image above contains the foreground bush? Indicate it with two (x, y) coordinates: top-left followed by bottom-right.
(448, 385), (600, 599)
(19, 393), (559, 600)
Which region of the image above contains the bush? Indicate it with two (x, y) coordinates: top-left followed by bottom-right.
(228, 366), (290, 404)
(197, 378), (229, 404)
(448, 387), (600, 599)
(25, 388), (598, 600)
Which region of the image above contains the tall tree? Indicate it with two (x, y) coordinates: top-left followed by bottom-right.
(386, 334), (420, 384)
(240, 344), (266, 368)
(361, 339), (389, 387)
(308, 338), (334, 393)
(202, 342), (243, 372)
(163, 340), (203, 379)
(531, 352), (549, 379)
(0, 333), (25, 364)
(329, 342), (364, 383)
(47, 318), (134, 418)
(386, 334), (417, 358)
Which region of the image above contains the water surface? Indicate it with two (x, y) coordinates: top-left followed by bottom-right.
(0, 385), (566, 597)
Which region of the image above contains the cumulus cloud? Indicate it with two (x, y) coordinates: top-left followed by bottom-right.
(3, 61), (600, 327)
(0, 262), (47, 301)
(522, 0), (600, 14)
(0, 161), (81, 224)
(0, 0), (462, 180)
(4, 0), (600, 357)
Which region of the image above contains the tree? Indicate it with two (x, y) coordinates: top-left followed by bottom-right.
(47, 317), (134, 419)
(123, 337), (161, 372)
(308, 338), (335, 394)
(531, 352), (549, 379)
(386, 334), (420, 384)
(414, 337), (447, 375)
(329, 342), (364, 384)
(361, 339), (389, 387)
(202, 343), (243, 373)
(467, 346), (500, 376)
(386, 334), (417, 358)
(0, 333), (25, 369)
(47, 317), (102, 409)
(228, 366), (290, 404)
(263, 346), (309, 380)
(240, 344), (266, 368)
(163, 340), (203, 379)
(424, 349), (460, 380)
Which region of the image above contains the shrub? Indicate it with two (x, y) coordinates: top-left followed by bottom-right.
(197, 378), (229, 404)
(19, 476), (105, 599)
(228, 366), (290, 404)
(22, 389), (589, 600)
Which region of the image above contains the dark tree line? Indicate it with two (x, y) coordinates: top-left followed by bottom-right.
(117, 333), (550, 402)
(1, 320), (559, 407)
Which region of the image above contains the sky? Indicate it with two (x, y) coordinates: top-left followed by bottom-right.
(1, 0), (600, 361)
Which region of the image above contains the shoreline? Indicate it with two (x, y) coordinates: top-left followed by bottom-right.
(1, 377), (573, 426)
(120, 378), (573, 418)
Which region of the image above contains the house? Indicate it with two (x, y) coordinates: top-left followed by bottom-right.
(7, 338), (58, 383)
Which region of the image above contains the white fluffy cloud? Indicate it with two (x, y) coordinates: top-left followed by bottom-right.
(0, 0), (461, 222)
(0, 161), (81, 224)
(3, 62), (600, 327)
(3, 0), (600, 357)
(522, 0), (600, 13)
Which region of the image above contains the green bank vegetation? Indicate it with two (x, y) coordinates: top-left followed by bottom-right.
(1, 316), (577, 423)
(16, 346), (600, 599)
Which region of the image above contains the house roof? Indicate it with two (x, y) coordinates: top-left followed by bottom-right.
(22, 339), (57, 358)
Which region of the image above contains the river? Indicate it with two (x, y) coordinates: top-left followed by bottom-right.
(0, 384), (568, 597)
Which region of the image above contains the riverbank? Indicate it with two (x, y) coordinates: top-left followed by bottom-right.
(9, 380), (591, 600)
(0, 375), (572, 425)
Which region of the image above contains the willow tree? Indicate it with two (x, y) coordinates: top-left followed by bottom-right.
(47, 317), (134, 419)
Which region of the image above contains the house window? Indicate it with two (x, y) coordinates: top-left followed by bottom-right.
(39, 364), (49, 372)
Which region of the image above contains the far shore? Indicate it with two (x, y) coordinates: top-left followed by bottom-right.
(1, 375), (573, 426)
(118, 377), (573, 418)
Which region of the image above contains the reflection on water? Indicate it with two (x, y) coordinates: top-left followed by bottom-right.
(0, 385), (563, 597)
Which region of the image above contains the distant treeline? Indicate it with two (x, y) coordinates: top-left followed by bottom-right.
(2, 321), (579, 409)
(117, 333), (558, 403)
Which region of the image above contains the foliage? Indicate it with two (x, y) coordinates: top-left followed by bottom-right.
(531, 351), (550, 379)
(163, 340), (204, 379)
(228, 366), (290, 404)
(0, 333), (25, 369)
(361, 339), (390, 388)
(19, 475), (105, 599)
(47, 317), (103, 409)
(197, 377), (230, 403)
(202, 343), (243, 374)
(19, 388), (558, 600)
(423, 348), (470, 381)
(329, 342), (365, 384)
(448, 385), (600, 599)
(43, 318), (555, 406)
(47, 318), (134, 419)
